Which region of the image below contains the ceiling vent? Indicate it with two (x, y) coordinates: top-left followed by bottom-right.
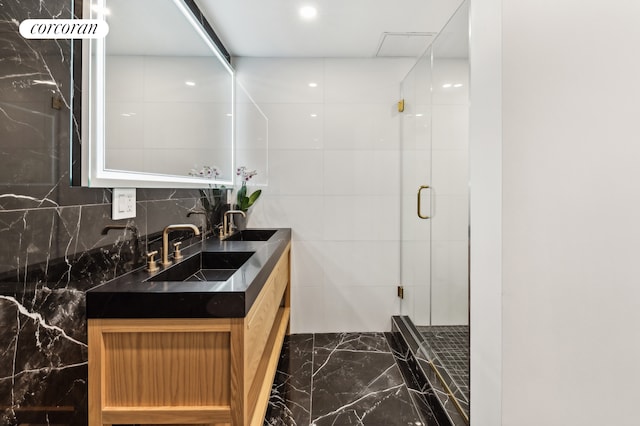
(375, 32), (436, 57)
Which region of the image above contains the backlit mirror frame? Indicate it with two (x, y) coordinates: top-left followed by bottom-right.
(79, 0), (235, 188)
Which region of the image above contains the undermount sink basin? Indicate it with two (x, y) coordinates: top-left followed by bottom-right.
(224, 229), (277, 241)
(146, 251), (254, 282)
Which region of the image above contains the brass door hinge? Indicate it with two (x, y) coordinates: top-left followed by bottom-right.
(397, 285), (404, 299)
(397, 99), (405, 112)
(51, 96), (63, 110)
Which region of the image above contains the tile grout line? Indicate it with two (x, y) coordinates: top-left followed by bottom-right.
(382, 332), (426, 424)
(309, 333), (315, 426)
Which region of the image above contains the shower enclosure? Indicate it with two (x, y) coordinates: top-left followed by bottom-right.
(398, 1), (469, 424)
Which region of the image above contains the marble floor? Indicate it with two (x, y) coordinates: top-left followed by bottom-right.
(264, 332), (430, 426)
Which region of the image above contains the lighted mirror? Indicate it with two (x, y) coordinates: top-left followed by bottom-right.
(235, 81), (268, 186)
(80, 0), (235, 187)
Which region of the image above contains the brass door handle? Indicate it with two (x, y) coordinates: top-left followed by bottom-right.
(417, 185), (430, 219)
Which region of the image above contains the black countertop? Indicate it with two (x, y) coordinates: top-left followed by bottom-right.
(86, 228), (291, 319)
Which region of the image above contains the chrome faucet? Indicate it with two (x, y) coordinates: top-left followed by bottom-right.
(222, 210), (246, 238)
(161, 224), (200, 266)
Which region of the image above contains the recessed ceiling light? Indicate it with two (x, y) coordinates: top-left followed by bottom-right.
(453, 83), (463, 88)
(185, 81), (196, 86)
(310, 113), (318, 118)
(299, 5), (317, 20)
(308, 82), (318, 88)
(442, 83), (452, 88)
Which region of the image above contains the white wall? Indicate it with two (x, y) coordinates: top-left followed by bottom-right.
(471, 0), (640, 424)
(469, 0), (502, 423)
(235, 57), (413, 333)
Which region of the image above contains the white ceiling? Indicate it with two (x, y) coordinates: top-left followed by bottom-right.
(195, 0), (465, 58)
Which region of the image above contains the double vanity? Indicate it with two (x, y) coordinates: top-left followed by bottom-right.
(86, 228), (291, 426)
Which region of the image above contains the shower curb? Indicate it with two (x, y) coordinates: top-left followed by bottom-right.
(389, 316), (468, 426)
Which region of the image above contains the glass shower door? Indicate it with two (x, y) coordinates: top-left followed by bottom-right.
(429, 2), (469, 327)
(399, 53), (432, 324)
(398, 0), (469, 422)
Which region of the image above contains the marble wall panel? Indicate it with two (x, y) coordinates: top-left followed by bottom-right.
(0, 2), (208, 424)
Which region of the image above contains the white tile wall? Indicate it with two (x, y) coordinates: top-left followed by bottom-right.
(400, 240), (431, 289)
(431, 150), (469, 195)
(401, 194), (431, 241)
(236, 57), (413, 333)
(431, 195), (469, 242)
(401, 150), (431, 196)
(291, 285), (325, 332)
(323, 283), (401, 332)
(250, 195), (324, 242)
(432, 59), (469, 105)
(105, 55), (233, 179)
(323, 151), (400, 196)
(323, 195), (399, 241)
(105, 102), (145, 148)
(106, 56), (144, 101)
(259, 103), (324, 150)
(431, 240), (469, 324)
(267, 151), (324, 196)
(432, 104), (469, 151)
(410, 284), (432, 325)
(323, 104), (400, 151)
(289, 240), (325, 287)
(235, 59), (325, 104)
(324, 60), (406, 103)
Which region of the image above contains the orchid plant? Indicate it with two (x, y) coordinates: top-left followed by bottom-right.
(189, 165), (227, 220)
(235, 166), (261, 212)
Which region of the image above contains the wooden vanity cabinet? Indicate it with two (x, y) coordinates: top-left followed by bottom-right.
(87, 243), (291, 426)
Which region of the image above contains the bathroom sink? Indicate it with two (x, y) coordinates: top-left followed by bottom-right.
(224, 229), (277, 241)
(146, 251), (254, 282)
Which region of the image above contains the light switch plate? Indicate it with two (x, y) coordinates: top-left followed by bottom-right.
(112, 188), (136, 220)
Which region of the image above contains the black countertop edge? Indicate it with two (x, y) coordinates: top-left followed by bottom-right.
(86, 228), (291, 319)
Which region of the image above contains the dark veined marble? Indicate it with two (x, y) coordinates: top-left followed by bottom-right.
(265, 334), (314, 425)
(265, 333), (425, 426)
(0, 1), (206, 424)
